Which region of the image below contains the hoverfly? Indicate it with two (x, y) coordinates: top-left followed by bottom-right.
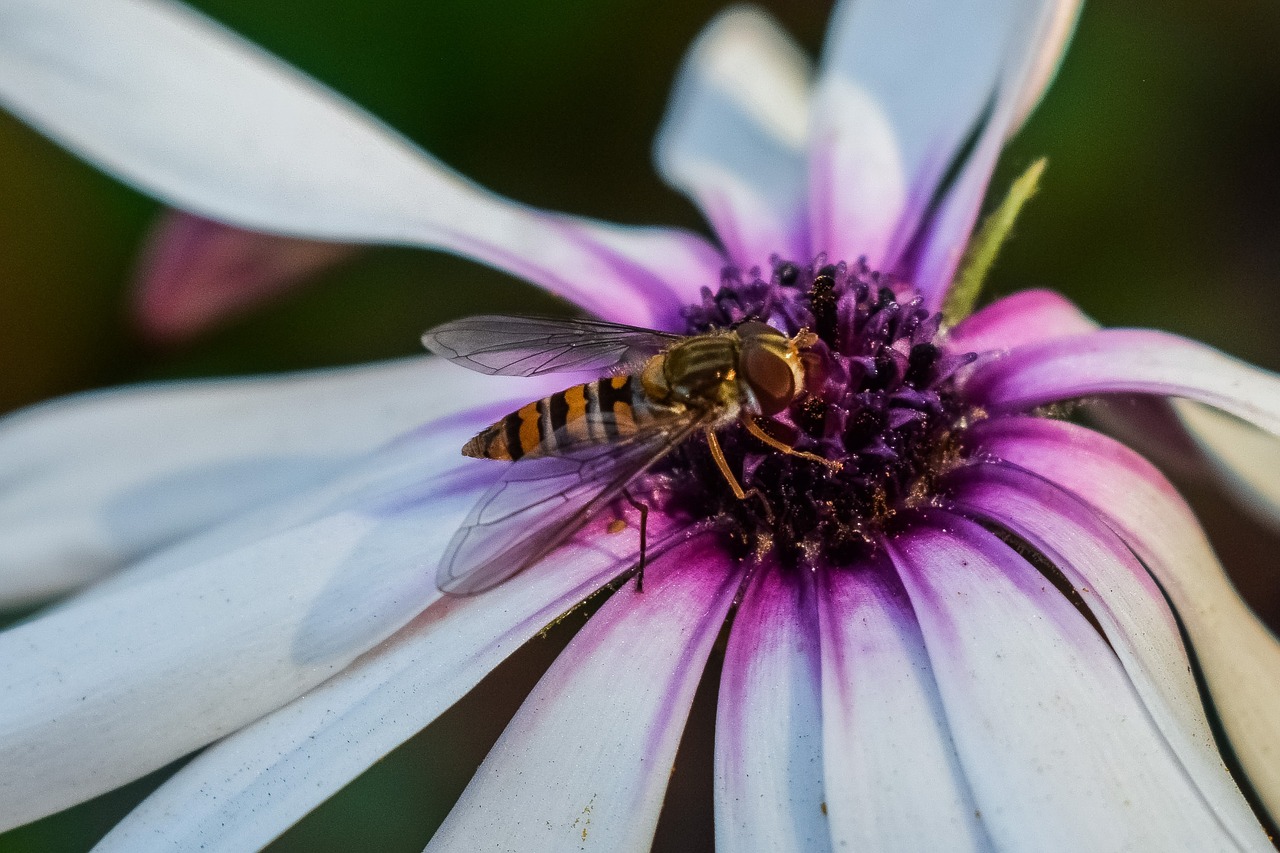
(422, 314), (838, 595)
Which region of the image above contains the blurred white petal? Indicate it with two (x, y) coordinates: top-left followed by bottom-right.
(1173, 399), (1280, 534)
(0, 0), (723, 328)
(654, 6), (811, 268)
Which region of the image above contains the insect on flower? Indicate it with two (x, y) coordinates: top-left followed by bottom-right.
(422, 314), (837, 594)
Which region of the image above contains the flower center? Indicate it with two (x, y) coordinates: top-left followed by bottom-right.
(645, 258), (978, 569)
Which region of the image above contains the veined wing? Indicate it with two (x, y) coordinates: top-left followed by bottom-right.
(437, 413), (709, 596)
(422, 314), (681, 377)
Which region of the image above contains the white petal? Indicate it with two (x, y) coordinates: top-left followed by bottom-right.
(889, 516), (1259, 850)
(818, 560), (988, 852)
(0, 411), (521, 831)
(714, 567), (829, 853)
(950, 463), (1270, 847)
(93, 513), (655, 852)
(654, 7), (811, 268)
(970, 415), (1280, 825)
(427, 537), (738, 853)
(809, 0), (1080, 278)
(0, 0), (723, 328)
(1173, 399), (1280, 535)
(0, 357), (533, 605)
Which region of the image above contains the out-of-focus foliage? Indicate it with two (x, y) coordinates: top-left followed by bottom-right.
(1, 1), (1278, 850)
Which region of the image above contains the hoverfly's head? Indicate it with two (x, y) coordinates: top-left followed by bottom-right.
(735, 320), (804, 417)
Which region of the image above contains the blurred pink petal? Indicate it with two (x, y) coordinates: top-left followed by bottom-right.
(133, 210), (357, 342)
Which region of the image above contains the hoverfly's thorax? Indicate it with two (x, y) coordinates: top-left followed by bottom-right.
(662, 334), (740, 408)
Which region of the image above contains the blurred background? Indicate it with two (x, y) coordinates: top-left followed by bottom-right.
(1, 0), (1279, 849)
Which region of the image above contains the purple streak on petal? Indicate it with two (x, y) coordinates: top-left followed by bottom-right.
(427, 534), (739, 852)
(946, 462), (1270, 846)
(963, 329), (1280, 436)
(817, 555), (988, 851)
(132, 210), (358, 343)
(715, 565), (830, 853)
(968, 415), (1280, 817)
(885, 513), (1256, 849)
(944, 288), (1097, 354)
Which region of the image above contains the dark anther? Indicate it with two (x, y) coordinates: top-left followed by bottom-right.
(795, 395), (829, 438)
(778, 263), (799, 287)
(905, 343), (939, 387)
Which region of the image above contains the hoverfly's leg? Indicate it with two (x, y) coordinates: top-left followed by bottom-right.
(621, 488), (649, 592)
(742, 413), (842, 472)
(705, 428), (748, 500)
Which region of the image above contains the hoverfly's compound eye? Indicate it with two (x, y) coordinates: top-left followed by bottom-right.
(741, 342), (797, 416)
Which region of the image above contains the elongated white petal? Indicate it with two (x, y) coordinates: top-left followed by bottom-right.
(654, 7), (811, 268)
(427, 537), (738, 852)
(715, 567), (829, 853)
(1173, 399), (1280, 534)
(889, 516), (1260, 850)
(966, 329), (1280, 437)
(945, 288), (1097, 353)
(0, 0), (723, 328)
(809, 0), (1079, 280)
(0, 409), (525, 831)
(972, 416), (1280, 822)
(94, 509), (663, 852)
(950, 463), (1270, 847)
(818, 559), (988, 852)
(0, 357), (534, 605)
(909, 2), (1082, 301)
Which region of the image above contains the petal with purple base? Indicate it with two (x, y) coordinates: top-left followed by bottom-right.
(93, 511), (662, 852)
(888, 514), (1261, 850)
(0, 357), (546, 606)
(715, 566), (829, 853)
(965, 329), (1280, 438)
(426, 537), (738, 852)
(0, 0), (723, 329)
(948, 462), (1270, 847)
(809, 0), (1080, 280)
(970, 415), (1280, 822)
(132, 210), (358, 343)
(654, 7), (811, 270)
(818, 557), (987, 852)
(944, 288), (1097, 354)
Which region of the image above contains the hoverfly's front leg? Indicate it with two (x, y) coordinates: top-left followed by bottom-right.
(621, 488), (649, 592)
(704, 428), (748, 500)
(741, 413), (842, 472)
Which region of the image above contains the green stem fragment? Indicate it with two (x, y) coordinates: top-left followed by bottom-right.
(941, 157), (1047, 325)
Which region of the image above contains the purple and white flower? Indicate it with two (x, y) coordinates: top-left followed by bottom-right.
(1, 0), (1279, 850)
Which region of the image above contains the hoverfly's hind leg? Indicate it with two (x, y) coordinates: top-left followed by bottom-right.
(621, 488), (649, 592)
(741, 413), (842, 471)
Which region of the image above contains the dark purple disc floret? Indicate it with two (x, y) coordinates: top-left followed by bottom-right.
(648, 257), (978, 570)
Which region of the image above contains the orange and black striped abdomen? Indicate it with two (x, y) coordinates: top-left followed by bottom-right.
(462, 374), (660, 460)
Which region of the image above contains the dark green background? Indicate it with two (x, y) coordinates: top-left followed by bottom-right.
(2, 1), (1279, 849)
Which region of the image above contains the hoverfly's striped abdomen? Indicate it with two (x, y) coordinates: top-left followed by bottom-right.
(463, 374), (662, 460)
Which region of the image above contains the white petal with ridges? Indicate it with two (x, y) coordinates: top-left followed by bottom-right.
(889, 516), (1258, 850)
(972, 416), (1280, 823)
(715, 568), (829, 853)
(0, 0), (722, 328)
(655, 6), (811, 269)
(1174, 399), (1280, 534)
(950, 463), (1270, 847)
(810, 0), (1080, 279)
(93, 511), (659, 852)
(0, 409), (529, 831)
(427, 537), (738, 852)
(818, 559), (988, 852)
(0, 357), (537, 605)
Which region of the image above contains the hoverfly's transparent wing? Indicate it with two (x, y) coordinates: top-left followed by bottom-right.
(437, 415), (708, 596)
(422, 315), (681, 377)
